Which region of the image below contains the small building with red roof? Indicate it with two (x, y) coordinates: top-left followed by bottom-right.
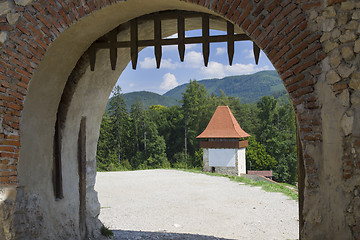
(197, 106), (250, 176)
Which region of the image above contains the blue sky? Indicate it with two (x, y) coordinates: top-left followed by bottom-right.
(116, 30), (275, 95)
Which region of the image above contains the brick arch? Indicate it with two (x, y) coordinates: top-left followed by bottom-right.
(0, 0), (351, 239)
(1, 0), (323, 181)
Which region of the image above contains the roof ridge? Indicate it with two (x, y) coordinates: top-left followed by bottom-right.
(196, 105), (250, 139)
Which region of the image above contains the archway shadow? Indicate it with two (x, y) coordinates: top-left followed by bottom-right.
(112, 230), (235, 240)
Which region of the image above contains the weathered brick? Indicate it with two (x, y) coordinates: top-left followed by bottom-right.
(302, 1), (321, 10)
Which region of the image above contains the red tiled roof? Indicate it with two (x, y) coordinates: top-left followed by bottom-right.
(196, 106), (250, 139)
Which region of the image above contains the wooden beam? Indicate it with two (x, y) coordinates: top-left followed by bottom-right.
(202, 14), (210, 67)
(253, 42), (260, 65)
(78, 117), (87, 239)
(109, 29), (117, 70)
(93, 34), (251, 49)
(53, 113), (63, 200)
(154, 13), (162, 69)
(227, 21), (234, 66)
(130, 19), (138, 70)
(177, 12), (185, 62)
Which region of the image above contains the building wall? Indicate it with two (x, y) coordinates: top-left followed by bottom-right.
(203, 148), (246, 176)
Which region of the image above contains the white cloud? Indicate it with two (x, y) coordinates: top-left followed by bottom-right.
(201, 61), (270, 79)
(139, 57), (178, 69)
(226, 63), (270, 75)
(139, 57), (155, 69)
(201, 61), (226, 78)
(129, 83), (135, 87)
(160, 73), (178, 90)
(184, 51), (203, 68)
(216, 47), (226, 55)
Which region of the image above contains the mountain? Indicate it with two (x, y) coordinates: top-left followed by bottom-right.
(122, 91), (179, 110)
(164, 70), (284, 103)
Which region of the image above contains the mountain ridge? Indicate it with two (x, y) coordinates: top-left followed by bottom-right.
(120, 70), (286, 109)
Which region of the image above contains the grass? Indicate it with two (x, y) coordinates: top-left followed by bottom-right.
(179, 168), (298, 201)
(100, 224), (114, 238)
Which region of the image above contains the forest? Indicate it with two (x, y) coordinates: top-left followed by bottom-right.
(96, 80), (297, 184)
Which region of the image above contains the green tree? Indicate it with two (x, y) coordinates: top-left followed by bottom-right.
(96, 111), (116, 171)
(107, 85), (129, 165)
(246, 137), (277, 171)
(181, 80), (209, 165)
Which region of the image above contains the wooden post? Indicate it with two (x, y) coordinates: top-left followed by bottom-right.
(109, 29), (117, 70)
(130, 19), (138, 70)
(202, 14), (210, 67)
(253, 42), (260, 65)
(154, 13), (162, 68)
(78, 117), (87, 239)
(177, 12), (185, 62)
(227, 21), (234, 66)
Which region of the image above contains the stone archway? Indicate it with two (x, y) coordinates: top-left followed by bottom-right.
(0, 0), (359, 239)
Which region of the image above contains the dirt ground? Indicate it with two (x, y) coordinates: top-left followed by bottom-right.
(95, 169), (298, 240)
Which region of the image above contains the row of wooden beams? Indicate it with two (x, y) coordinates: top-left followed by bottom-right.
(88, 11), (261, 71)
(92, 34), (251, 49)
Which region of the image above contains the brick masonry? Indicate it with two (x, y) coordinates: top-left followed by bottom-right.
(0, 0), (358, 239)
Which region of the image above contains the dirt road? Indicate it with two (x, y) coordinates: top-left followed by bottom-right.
(95, 169), (298, 240)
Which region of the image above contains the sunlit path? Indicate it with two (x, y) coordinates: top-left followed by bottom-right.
(95, 169), (298, 240)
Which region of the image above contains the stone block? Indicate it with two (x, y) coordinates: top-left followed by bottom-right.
(0, 2), (11, 16)
(329, 50), (341, 68)
(331, 28), (341, 39)
(355, 39), (360, 53)
(341, 46), (354, 61)
(341, 110), (354, 136)
(341, 1), (355, 10)
(14, 0), (33, 6)
(326, 70), (341, 84)
(324, 40), (339, 53)
(6, 13), (20, 25)
(340, 30), (357, 43)
(323, 18), (336, 32)
(351, 92), (360, 105)
(0, 31), (8, 44)
(337, 64), (355, 78)
(350, 72), (360, 90)
(338, 12), (349, 26)
(346, 20), (358, 30)
(323, 6), (336, 18)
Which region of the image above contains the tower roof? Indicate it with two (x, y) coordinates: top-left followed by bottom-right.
(196, 106), (250, 139)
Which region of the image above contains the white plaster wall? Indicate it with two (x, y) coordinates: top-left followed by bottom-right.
(204, 148), (246, 176)
(237, 148), (246, 174)
(209, 149), (236, 167)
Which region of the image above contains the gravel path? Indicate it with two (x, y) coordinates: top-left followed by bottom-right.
(95, 169), (298, 240)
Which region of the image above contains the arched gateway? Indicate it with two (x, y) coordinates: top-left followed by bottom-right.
(0, 0), (359, 239)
